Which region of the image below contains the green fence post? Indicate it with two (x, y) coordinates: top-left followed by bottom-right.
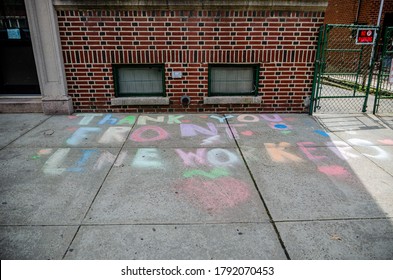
(309, 25), (324, 115)
(315, 24), (330, 112)
(373, 35), (384, 114)
(373, 26), (393, 114)
(363, 27), (379, 112)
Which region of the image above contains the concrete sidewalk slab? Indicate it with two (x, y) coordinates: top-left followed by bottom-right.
(243, 145), (393, 221)
(0, 225), (77, 260)
(84, 147), (267, 224)
(0, 114), (50, 149)
(0, 147), (119, 225)
(354, 145), (393, 176)
(315, 114), (386, 132)
(377, 115), (393, 129)
(333, 129), (393, 147)
(1, 112), (393, 260)
(64, 223), (286, 260)
(277, 219), (393, 259)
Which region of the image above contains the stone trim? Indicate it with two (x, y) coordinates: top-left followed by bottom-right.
(111, 97), (170, 106)
(53, 0), (328, 12)
(25, 0), (73, 114)
(0, 98), (43, 113)
(204, 96), (262, 105)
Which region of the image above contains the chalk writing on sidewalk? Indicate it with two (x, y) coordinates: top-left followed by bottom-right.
(38, 113), (393, 183)
(34, 113), (393, 214)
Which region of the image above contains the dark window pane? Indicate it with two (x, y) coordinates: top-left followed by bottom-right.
(210, 66), (256, 95)
(115, 65), (164, 97)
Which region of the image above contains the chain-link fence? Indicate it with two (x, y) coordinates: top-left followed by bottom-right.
(373, 26), (393, 114)
(311, 24), (378, 114)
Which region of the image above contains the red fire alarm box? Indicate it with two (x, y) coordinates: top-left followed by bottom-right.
(356, 28), (376, 45)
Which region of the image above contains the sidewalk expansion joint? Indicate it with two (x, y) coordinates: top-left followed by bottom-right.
(225, 117), (291, 260)
(274, 217), (393, 224)
(78, 221), (270, 227)
(62, 225), (81, 259)
(0, 221), (272, 227)
(0, 115), (53, 151)
(62, 115), (139, 260)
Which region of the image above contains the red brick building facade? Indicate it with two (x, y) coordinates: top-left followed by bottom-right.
(56, 1), (326, 113)
(0, 0), (328, 114)
(324, 0), (393, 27)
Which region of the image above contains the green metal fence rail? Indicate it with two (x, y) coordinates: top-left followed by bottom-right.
(310, 24), (379, 114)
(373, 26), (393, 114)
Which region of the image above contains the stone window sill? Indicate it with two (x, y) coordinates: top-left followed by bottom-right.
(111, 97), (170, 106)
(203, 96), (262, 105)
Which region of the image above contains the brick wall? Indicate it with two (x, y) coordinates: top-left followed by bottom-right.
(325, 0), (393, 26)
(359, 0), (393, 27)
(57, 9), (324, 113)
(324, 0), (358, 24)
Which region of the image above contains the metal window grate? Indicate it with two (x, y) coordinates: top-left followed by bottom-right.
(114, 65), (165, 97)
(209, 65), (258, 96)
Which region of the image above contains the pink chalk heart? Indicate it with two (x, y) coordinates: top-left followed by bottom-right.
(38, 149), (53, 155)
(182, 120), (192, 123)
(318, 165), (349, 177)
(66, 127), (78, 132)
(378, 139), (393, 145)
(68, 116), (78, 119)
(175, 177), (250, 213)
(199, 116), (209, 119)
(241, 130), (254, 136)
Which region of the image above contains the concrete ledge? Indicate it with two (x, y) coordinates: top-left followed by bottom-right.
(111, 97), (170, 106)
(0, 98), (43, 113)
(53, 0), (328, 12)
(42, 98), (74, 115)
(204, 96), (262, 105)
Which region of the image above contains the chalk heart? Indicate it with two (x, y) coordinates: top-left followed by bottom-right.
(379, 139), (393, 145)
(67, 116), (78, 119)
(38, 149), (53, 155)
(175, 177), (250, 213)
(241, 130), (254, 136)
(66, 127), (78, 132)
(318, 165), (349, 177)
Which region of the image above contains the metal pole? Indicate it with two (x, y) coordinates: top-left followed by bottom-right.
(366, 0), (384, 111)
(370, 0), (385, 66)
(309, 26), (324, 115)
(355, 0), (362, 24)
(366, 0), (385, 112)
(373, 27), (389, 114)
(377, 0), (385, 26)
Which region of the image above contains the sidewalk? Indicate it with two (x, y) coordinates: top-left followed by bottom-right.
(0, 112), (392, 260)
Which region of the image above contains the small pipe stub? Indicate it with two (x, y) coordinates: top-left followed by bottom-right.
(180, 95), (191, 106)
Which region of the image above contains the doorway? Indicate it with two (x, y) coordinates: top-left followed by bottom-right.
(0, 0), (40, 95)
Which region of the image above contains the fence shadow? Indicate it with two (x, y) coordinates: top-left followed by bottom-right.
(314, 113), (385, 131)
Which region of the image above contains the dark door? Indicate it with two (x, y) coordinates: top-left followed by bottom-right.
(0, 0), (40, 95)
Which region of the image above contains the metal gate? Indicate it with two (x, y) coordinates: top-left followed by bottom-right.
(373, 26), (393, 114)
(310, 24), (379, 114)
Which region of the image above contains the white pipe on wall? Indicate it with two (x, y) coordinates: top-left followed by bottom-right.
(377, 0), (385, 26)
